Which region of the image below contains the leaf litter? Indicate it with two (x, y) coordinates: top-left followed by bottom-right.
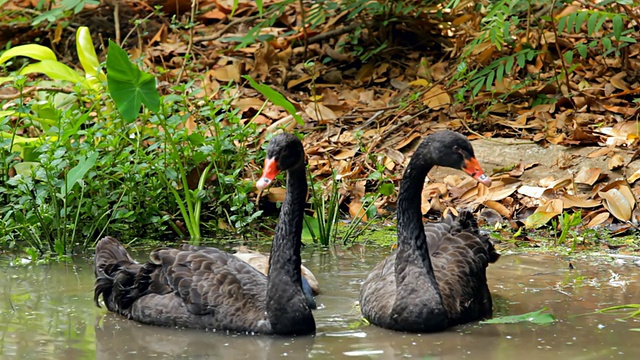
(2, 0), (640, 244)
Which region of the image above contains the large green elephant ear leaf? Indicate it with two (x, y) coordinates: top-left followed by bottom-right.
(106, 40), (160, 122)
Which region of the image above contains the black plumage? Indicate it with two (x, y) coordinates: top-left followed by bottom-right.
(359, 131), (500, 332)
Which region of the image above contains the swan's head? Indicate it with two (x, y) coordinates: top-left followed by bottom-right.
(419, 131), (491, 187)
(256, 133), (305, 191)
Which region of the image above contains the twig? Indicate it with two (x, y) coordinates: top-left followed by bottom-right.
(113, 0), (121, 45)
(548, 0), (575, 108)
(193, 9), (278, 43)
(298, 0), (308, 60)
(176, 0), (199, 84)
(0, 86), (75, 100)
(307, 23), (362, 44)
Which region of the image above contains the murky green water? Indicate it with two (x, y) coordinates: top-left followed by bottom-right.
(1, 247), (639, 359)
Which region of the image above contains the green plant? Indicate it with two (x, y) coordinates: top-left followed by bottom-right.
(551, 210), (582, 248)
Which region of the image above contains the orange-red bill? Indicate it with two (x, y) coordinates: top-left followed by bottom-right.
(256, 157), (280, 191)
(462, 157), (491, 186)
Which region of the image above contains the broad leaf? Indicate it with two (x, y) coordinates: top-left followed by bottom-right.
(63, 152), (98, 197)
(244, 75), (304, 125)
(20, 60), (86, 85)
(0, 44), (57, 64)
(76, 26), (105, 90)
(106, 40), (160, 122)
(481, 308), (555, 325)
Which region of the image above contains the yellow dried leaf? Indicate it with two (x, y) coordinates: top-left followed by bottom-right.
(627, 168), (640, 184)
(409, 78), (430, 87)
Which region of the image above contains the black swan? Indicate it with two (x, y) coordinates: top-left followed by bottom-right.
(94, 133), (315, 335)
(359, 130), (500, 332)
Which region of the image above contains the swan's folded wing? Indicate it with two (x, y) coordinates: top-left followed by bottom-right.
(128, 247), (271, 332)
(359, 252), (397, 324)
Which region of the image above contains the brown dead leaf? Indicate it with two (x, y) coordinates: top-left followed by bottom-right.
(266, 187), (286, 203)
(575, 167), (605, 185)
(560, 193), (600, 208)
(348, 201), (367, 221)
(585, 212), (610, 228)
(598, 181), (636, 221)
(483, 200), (511, 218)
(212, 64), (240, 82)
(608, 154), (625, 170)
(525, 199), (564, 228)
(587, 147), (613, 158)
(421, 85), (450, 110)
(305, 103), (337, 122)
(610, 72), (631, 91)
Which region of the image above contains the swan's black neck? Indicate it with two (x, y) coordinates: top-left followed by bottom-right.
(392, 152), (447, 329)
(266, 164), (315, 334)
(395, 160), (434, 278)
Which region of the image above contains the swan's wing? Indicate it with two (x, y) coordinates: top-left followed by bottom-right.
(130, 246), (270, 332)
(359, 252), (397, 326)
(95, 238), (272, 333)
(428, 211), (498, 324)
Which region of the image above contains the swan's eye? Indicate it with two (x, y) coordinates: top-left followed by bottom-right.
(453, 145), (461, 153)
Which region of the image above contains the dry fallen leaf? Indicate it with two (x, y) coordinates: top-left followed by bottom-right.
(598, 180), (636, 221)
(608, 154), (625, 170)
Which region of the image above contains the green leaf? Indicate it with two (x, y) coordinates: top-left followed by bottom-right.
(485, 69), (495, 90)
(19, 60), (86, 84)
(576, 43), (587, 58)
(378, 182), (395, 196)
(602, 37), (612, 51)
(481, 308), (556, 325)
(557, 16), (567, 34)
(505, 56), (514, 73)
(0, 44), (57, 65)
(496, 63), (504, 83)
(244, 75), (304, 125)
(587, 12), (599, 36)
(516, 53), (526, 69)
(106, 40), (160, 122)
(575, 11), (588, 33)
(612, 15), (623, 41)
(566, 12), (577, 34)
(564, 50), (574, 64)
(63, 152), (98, 197)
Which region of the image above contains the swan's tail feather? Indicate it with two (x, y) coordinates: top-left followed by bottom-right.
(457, 210), (501, 264)
(94, 236), (146, 314)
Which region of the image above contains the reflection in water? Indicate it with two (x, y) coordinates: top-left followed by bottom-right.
(95, 314), (316, 359)
(1, 250), (640, 359)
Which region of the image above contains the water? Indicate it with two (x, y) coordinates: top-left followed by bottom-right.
(1, 247), (639, 359)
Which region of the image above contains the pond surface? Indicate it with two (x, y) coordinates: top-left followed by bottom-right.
(1, 246), (639, 359)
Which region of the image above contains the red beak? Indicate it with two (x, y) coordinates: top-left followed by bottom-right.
(256, 158), (280, 190)
(462, 157), (491, 186)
